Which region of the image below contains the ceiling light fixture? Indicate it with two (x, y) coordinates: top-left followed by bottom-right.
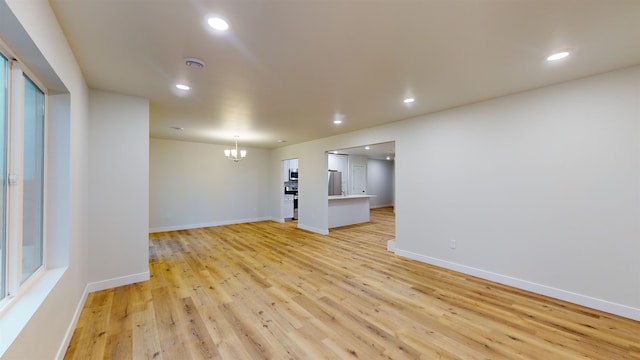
(386, 156), (392, 160)
(184, 57), (206, 69)
(176, 84), (190, 90)
(365, 146), (370, 150)
(546, 51), (570, 61)
(403, 98), (415, 104)
(333, 113), (345, 124)
(208, 17), (229, 31)
(224, 136), (247, 162)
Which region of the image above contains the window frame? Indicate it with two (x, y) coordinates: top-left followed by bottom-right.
(0, 39), (48, 311)
(20, 73), (46, 284)
(0, 51), (7, 303)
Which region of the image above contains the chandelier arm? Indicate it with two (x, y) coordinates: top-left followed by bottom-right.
(223, 137), (246, 162)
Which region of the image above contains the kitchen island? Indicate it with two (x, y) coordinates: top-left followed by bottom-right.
(328, 194), (376, 228)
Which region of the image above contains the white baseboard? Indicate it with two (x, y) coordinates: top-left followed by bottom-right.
(55, 284), (90, 360)
(298, 223), (329, 235)
(387, 239), (396, 252)
(149, 217), (272, 233)
(56, 271), (150, 359)
(394, 248), (640, 322)
(86, 271), (150, 293)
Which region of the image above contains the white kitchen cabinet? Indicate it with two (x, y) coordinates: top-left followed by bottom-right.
(282, 158), (299, 182)
(282, 159), (290, 182)
(283, 194), (294, 219)
(328, 195), (376, 228)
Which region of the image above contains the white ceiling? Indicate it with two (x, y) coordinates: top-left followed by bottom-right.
(49, 0), (640, 149)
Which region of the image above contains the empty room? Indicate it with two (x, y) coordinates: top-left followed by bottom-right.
(1, 0), (639, 359)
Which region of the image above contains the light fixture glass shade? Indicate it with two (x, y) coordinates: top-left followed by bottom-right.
(224, 138), (247, 162)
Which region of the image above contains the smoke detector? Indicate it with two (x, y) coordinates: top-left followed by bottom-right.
(184, 57), (206, 69)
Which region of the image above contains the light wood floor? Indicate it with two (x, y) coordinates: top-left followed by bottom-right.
(65, 207), (640, 359)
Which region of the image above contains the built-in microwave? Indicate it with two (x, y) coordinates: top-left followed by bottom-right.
(289, 168), (299, 181)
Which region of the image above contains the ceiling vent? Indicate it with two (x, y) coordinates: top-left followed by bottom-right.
(184, 57), (206, 69)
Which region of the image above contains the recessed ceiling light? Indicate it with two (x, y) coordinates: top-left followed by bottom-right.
(546, 51), (570, 61)
(208, 17), (229, 31)
(176, 84), (190, 90)
(386, 156), (392, 160)
(403, 98), (415, 104)
(333, 119), (342, 124)
(365, 146), (370, 150)
(333, 113), (345, 124)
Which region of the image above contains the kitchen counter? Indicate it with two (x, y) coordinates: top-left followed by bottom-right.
(328, 194), (376, 200)
(328, 194), (376, 228)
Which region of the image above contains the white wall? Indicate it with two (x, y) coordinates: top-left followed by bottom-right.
(367, 159), (394, 208)
(87, 90), (149, 287)
(271, 65), (640, 320)
(149, 138), (272, 231)
(271, 143), (337, 234)
(3, 0), (90, 358)
(395, 66), (640, 318)
(328, 153), (348, 173)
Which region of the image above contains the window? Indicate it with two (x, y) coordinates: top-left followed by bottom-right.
(21, 76), (44, 283)
(0, 54), (7, 301)
(0, 52), (46, 306)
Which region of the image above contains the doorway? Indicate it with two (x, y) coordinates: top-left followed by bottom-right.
(327, 141), (396, 243)
(282, 158), (299, 221)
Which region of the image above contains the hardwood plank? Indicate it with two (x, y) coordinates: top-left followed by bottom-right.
(132, 295), (163, 360)
(64, 290), (114, 359)
(179, 296), (221, 359)
(64, 207), (640, 359)
(149, 286), (189, 359)
(105, 286), (133, 359)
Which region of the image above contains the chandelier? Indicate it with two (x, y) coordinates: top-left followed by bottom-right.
(224, 137), (247, 162)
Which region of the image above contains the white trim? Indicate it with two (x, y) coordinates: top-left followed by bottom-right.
(86, 271), (150, 293)
(56, 270), (150, 359)
(0, 267), (65, 358)
(6, 59), (25, 298)
(394, 248), (640, 321)
(152, 217), (330, 236)
(386, 239), (396, 252)
(298, 223), (329, 235)
(264, 216), (284, 223)
(149, 217), (273, 233)
(55, 283), (89, 360)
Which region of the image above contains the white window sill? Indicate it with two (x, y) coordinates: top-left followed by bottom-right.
(0, 266), (67, 357)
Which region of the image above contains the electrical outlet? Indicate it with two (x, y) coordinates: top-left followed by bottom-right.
(450, 239), (456, 249)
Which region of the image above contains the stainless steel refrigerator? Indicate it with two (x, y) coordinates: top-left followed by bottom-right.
(328, 170), (342, 196)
